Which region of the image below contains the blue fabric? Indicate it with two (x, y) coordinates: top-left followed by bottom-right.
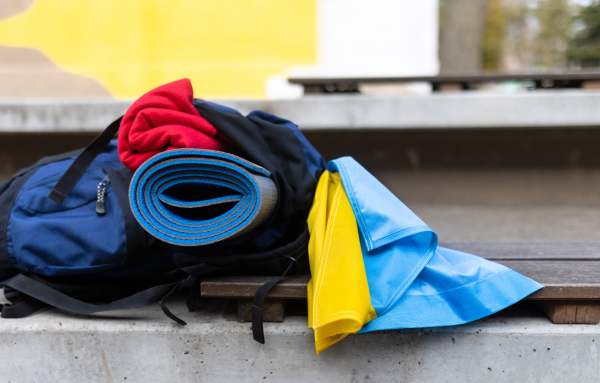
(129, 149), (278, 246)
(7, 141), (128, 276)
(193, 99), (326, 180)
(359, 248), (542, 331)
(247, 110), (326, 179)
(328, 156), (543, 331)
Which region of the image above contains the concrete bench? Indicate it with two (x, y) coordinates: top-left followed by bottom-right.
(1, 296), (598, 382)
(201, 241), (600, 325)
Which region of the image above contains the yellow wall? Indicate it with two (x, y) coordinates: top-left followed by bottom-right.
(0, 0), (317, 98)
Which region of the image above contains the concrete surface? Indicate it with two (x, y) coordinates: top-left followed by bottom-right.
(2, 91), (600, 132)
(0, 298), (596, 383)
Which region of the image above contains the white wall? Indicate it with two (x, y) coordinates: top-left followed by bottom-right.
(316, 0), (439, 77)
(268, 0), (439, 98)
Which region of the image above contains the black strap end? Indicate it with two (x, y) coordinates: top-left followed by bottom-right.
(158, 276), (196, 326)
(251, 260), (298, 345)
(252, 304), (265, 344)
(158, 299), (188, 326)
(48, 189), (67, 204)
(1, 297), (47, 319)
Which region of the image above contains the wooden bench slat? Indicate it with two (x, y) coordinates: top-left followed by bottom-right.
(201, 275), (310, 299)
(201, 261), (600, 300)
(498, 261), (600, 287)
(288, 73), (600, 85)
(200, 242), (600, 325)
(288, 73), (600, 93)
(441, 241), (600, 261)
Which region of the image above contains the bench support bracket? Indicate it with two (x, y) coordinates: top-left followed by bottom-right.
(238, 298), (286, 322)
(538, 300), (600, 324)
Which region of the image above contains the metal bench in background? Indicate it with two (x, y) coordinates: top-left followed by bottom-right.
(289, 72), (600, 94)
(201, 241), (600, 325)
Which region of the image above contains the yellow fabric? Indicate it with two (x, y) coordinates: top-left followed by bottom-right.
(307, 171), (377, 354)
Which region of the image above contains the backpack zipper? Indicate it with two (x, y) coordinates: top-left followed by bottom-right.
(96, 175), (110, 215)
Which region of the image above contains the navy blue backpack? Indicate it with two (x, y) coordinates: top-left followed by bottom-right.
(0, 105), (323, 343)
(0, 118), (192, 322)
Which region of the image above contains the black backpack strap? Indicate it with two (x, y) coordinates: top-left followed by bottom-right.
(251, 260), (297, 344)
(173, 226), (310, 343)
(251, 237), (309, 344)
(0, 296), (47, 318)
(48, 117), (122, 204)
(1, 273), (194, 324)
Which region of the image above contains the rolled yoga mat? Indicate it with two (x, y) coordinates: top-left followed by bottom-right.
(129, 149), (278, 246)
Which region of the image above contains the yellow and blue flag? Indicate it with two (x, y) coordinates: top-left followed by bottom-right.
(307, 157), (543, 354)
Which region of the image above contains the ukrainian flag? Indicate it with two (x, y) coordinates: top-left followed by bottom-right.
(307, 157), (543, 354)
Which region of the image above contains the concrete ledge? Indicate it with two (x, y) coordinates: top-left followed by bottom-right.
(2, 91), (600, 132)
(0, 299), (597, 382)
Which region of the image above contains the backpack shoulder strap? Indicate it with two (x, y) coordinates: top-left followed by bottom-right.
(1, 273), (193, 325)
(48, 117), (122, 204)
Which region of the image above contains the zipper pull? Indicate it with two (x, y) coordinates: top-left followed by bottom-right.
(96, 175), (109, 215)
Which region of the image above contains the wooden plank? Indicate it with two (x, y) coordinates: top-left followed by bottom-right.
(289, 72), (600, 86)
(201, 241), (600, 301)
(291, 73), (600, 94)
(497, 261), (600, 286)
(576, 302), (600, 323)
(201, 275), (310, 299)
(440, 241), (600, 261)
(583, 80), (600, 89)
(237, 299), (286, 322)
(437, 83), (463, 92)
(201, 261), (600, 300)
(525, 284), (600, 300)
(539, 301), (600, 324)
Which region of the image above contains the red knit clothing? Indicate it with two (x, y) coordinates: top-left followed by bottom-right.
(118, 78), (233, 171)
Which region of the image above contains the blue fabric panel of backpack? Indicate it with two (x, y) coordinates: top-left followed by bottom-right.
(6, 141), (128, 276)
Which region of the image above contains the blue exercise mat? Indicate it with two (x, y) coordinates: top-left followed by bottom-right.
(129, 149), (278, 246)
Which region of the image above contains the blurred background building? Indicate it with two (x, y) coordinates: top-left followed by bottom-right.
(0, 0), (598, 99)
(0, 0), (438, 99)
(0, 0), (437, 99)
